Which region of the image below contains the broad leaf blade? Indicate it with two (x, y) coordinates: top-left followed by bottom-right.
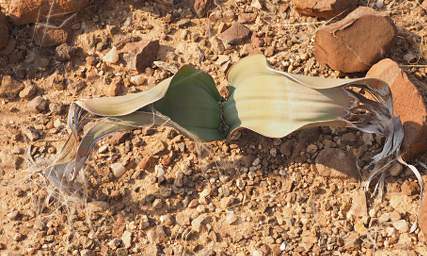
(154, 65), (224, 141)
(224, 55), (352, 138)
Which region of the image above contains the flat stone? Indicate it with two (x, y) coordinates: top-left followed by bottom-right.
(121, 40), (159, 73)
(111, 162), (126, 178)
(293, 0), (358, 19)
(218, 22), (251, 45)
(367, 58), (427, 160)
(27, 96), (49, 113)
(315, 7), (396, 73)
(315, 148), (359, 179)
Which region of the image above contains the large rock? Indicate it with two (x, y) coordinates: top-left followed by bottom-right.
(121, 40), (159, 73)
(293, 0), (358, 19)
(315, 7), (396, 73)
(0, 13), (9, 49)
(315, 148), (359, 179)
(367, 59), (427, 160)
(218, 22), (251, 45)
(5, 0), (89, 25)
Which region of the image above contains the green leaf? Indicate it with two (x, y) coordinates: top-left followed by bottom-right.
(154, 65), (225, 141)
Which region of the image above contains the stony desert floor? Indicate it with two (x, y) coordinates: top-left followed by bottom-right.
(0, 0), (427, 255)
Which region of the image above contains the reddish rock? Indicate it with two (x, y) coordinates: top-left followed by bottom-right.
(367, 58), (427, 160)
(293, 0), (358, 19)
(5, 0), (89, 25)
(121, 40), (159, 73)
(315, 7), (397, 73)
(34, 26), (68, 47)
(0, 13), (9, 50)
(315, 148), (359, 180)
(218, 22), (251, 45)
(107, 131), (129, 145)
(193, 0), (213, 17)
(137, 156), (155, 171)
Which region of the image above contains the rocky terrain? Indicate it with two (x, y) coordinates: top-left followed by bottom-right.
(0, 0), (427, 255)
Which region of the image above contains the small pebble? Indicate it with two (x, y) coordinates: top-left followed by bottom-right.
(111, 162), (126, 178)
(103, 47), (119, 64)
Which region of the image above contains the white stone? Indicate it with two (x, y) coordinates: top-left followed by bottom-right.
(225, 210), (238, 225)
(130, 74), (146, 86)
(102, 47), (119, 64)
(155, 164), (165, 177)
(98, 145), (108, 154)
(280, 241), (287, 251)
(111, 162), (126, 177)
(393, 219), (409, 233)
(121, 230), (132, 249)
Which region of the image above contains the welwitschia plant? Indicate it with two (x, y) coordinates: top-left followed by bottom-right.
(43, 54), (409, 195)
